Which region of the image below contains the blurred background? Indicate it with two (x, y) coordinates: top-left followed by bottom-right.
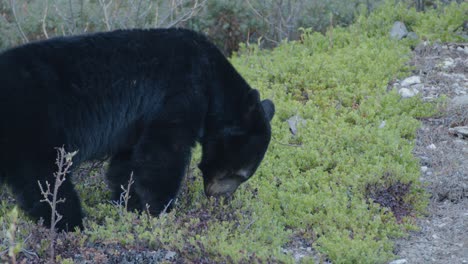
(0, 0), (463, 55)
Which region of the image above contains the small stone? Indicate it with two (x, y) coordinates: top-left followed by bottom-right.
(452, 83), (463, 93)
(406, 32), (418, 40)
(390, 21), (408, 40)
(399, 88), (419, 98)
(427, 144), (437, 150)
(379, 121), (386, 128)
(421, 166), (428, 173)
(457, 46), (465, 52)
(164, 251), (176, 260)
(414, 42), (428, 54)
(438, 222), (447, 228)
(389, 259), (408, 264)
(412, 83), (424, 90)
(287, 115), (307, 135)
(449, 126), (468, 138)
(442, 58), (455, 69)
(420, 156), (430, 161)
(401, 76), (421, 87)
(451, 95), (468, 108)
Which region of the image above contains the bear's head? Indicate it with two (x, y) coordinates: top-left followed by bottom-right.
(199, 89), (275, 198)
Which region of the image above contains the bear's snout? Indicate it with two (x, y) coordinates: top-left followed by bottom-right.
(204, 177), (243, 197)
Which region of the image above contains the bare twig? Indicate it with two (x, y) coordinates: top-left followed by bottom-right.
(52, 1), (77, 35)
(243, 219), (256, 232)
(67, 0), (76, 34)
(246, 0), (303, 42)
(272, 137), (303, 147)
(42, 0), (49, 39)
(328, 12), (333, 49)
(161, 199), (173, 214)
(98, 0), (113, 31)
(162, 0), (206, 28)
(37, 147), (77, 263)
(119, 172), (135, 212)
(134, 0), (144, 26)
(9, 0), (28, 43)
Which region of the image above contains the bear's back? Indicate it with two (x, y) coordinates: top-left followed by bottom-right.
(0, 29), (220, 162)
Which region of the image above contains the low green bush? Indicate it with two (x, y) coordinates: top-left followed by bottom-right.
(1, 1), (466, 263)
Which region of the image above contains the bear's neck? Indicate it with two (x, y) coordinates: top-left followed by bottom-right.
(202, 59), (252, 140)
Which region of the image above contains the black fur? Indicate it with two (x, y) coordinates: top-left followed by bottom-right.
(0, 28), (274, 231)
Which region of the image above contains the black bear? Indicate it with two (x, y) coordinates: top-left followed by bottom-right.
(0, 28), (275, 231)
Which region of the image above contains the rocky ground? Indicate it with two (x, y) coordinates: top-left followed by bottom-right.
(392, 42), (468, 264)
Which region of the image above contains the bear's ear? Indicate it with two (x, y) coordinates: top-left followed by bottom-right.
(261, 99), (275, 122)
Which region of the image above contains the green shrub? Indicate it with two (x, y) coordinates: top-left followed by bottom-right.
(355, 0), (468, 42)
(1, 0), (466, 262)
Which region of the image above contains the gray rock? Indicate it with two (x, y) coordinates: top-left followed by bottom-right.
(287, 115), (307, 135)
(427, 144), (437, 150)
(401, 76), (421, 87)
(442, 57), (455, 69)
(398, 88), (419, 98)
(411, 83), (424, 90)
(449, 126), (468, 138)
(451, 95), (468, 108)
(164, 251), (177, 260)
(389, 259), (408, 264)
(414, 41), (429, 54)
(406, 32), (418, 40)
(390, 21), (408, 40)
(421, 166), (428, 173)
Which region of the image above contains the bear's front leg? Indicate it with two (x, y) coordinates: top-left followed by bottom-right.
(131, 122), (194, 215)
(106, 149), (142, 212)
(7, 164), (84, 232)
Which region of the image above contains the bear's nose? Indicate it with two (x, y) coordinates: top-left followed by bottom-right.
(204, 177), (242, 197)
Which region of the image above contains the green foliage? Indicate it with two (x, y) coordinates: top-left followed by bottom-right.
(1, 0), (466, 262)
(224, 0), (467, 260)
(188, 0), (386, 54)
(355, 0), (468, 42)
(187, 0), (259, 55)
(0, 207), (35, 263)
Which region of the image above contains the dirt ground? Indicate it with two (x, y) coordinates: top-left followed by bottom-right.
(392, 42), (468, 264)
